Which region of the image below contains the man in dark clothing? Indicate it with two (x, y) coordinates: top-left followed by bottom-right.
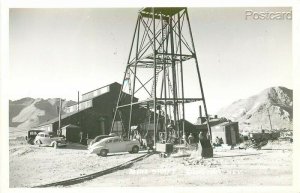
(219, 137), (224, 145)
(188, 133), (194, 144)
(198, 131), (213, 158)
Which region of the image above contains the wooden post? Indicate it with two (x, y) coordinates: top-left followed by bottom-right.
(267, 108), (273, 131)
(58, 98), (62, 136)
(77, 91), (80, 112)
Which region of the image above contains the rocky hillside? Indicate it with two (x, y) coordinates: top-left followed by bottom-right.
(217, 87), (293, 132)
(9, 98), (76, 129)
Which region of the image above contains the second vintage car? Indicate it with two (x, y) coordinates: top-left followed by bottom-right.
(34, 131), (67, 148)
(88, 136), (140, 156)
(88, 133), (118, 147)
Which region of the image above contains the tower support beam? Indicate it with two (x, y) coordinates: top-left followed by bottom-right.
(111, 7), (212, 148)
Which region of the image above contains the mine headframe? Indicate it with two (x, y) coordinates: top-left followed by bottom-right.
(110, 7), (211, 145)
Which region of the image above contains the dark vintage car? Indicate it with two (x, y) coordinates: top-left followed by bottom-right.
(34, 131), (67, 148)
(25, 129), (44, 145)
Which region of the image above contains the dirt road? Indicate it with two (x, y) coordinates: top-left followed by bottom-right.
(9, 139), (146, 187)
(9, 139), (292, 187)
(72, 142), (292, 186)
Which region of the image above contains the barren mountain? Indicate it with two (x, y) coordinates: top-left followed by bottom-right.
(217, 87), (293, 132)
(9, 98), (76, 129)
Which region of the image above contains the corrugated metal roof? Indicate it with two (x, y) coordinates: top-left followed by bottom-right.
(61, 124), (80, 129)
(33, 82), (127, 129)
(81, 82), (119, 96)
(65, 82), (121, 108)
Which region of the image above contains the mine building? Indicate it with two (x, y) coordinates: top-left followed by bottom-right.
(31, 82), (154, 142)
(185, 109), (240, 145)
(210, 122), (240, 145)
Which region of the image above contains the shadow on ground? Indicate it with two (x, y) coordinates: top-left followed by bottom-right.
(59, 143), (87, 150)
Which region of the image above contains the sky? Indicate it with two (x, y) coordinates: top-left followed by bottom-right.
(9, 7), (292, 121)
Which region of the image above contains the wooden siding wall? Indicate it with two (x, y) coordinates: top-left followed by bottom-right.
(48, 83), (150, 139)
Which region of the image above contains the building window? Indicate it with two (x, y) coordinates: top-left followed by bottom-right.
(101, 86), (110, 94)
(82, 85), (110, 100)
(67, 100), (92, 113)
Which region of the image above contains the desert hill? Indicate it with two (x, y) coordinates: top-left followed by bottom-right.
(10, 86), (293, 133)
(9, 98), (76, 129)
(217, 87), (293, 132)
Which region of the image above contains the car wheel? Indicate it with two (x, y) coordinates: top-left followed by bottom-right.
(53, 141), (58, 149)
(132, 145), (139, 153)
(98, 149), (108, 157)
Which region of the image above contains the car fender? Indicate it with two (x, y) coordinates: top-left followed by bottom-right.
(125, 141), (139, 151)
(122, 141), (132, 150)
(89, 146), (106, 154)
(50, 141), (57, 146)
(91, 141), (106, 149)
(34, 136), (40, 142)
(133, 142), (140, 149)
(124, 143), (132, 151)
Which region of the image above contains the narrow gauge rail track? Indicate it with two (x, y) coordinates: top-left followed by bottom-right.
(33, 152), (152, 188)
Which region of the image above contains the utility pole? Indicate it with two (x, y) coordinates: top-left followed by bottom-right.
(77, 91), (80, 112)
(267, 108), (273, 131)
(58, 98), (62, 136)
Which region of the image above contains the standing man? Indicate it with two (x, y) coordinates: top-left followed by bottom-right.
(188, 133), (194, 144)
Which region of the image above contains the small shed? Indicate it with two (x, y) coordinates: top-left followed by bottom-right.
(211, 122), (239, 145)
(61, 124), (81, 143)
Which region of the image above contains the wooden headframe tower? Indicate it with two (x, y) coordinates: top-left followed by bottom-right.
(111, 7), (211, 145)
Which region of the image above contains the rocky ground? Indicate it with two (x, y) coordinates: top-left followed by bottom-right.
(9, 139), (292, 187)
(9, 138), (146, 187)
(72, 141), (292, 187)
